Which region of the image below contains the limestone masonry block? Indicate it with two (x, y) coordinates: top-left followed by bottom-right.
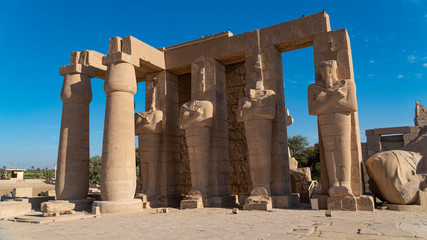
(41, 200), (75, 217)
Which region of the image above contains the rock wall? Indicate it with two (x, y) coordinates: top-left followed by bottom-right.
(177, 62), (249, 196)
(177, 73), (192, 195)
(225, 62), (249, 195)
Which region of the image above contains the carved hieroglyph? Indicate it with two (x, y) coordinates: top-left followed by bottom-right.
(308, 60), (357, 198)
(180, 100), (213, 199)
(366, 129), (427, 205)
(238, 54), (276, 195)
(135, 79), (163, 202)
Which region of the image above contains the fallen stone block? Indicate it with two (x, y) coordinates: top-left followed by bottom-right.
(41, 201), (75, 217)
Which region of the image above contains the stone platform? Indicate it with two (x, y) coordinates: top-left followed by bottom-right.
(2, 208), (427, 239)
(327, 195), (375, 211)
(10, 211), (97, 224)
(0, 199), (31, 218)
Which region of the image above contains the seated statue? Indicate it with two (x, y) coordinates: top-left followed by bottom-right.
(366, 129), (427, 205)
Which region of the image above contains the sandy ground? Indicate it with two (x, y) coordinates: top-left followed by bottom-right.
(0, 208), (426, 240)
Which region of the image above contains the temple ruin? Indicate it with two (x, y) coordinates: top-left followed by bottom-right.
(56, 11), (374, 213)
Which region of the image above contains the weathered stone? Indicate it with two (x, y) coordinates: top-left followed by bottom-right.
(0, 199), (31, 218)
(243, 187), (272, 211)
(41, 201), (75, 217)
(327, 195), (374, 211)
(366, 129), (427, 205)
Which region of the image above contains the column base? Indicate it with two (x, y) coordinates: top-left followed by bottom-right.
(67, 198), (94, 211)
(327, 195), (374, 211)
(243, 195), (272, 211)
(271, 193), (300, 209)
(92, 199), (143, 214)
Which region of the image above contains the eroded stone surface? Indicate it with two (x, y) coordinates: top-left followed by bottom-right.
(366, 129), (427, 205)
(41, 201), (75, 217)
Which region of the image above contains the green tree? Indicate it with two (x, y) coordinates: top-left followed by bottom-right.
(88, 149), (141, 185)
(89, 155), (102, 184)
(288, 135), (309, 162)
(42, 168), (55, 180)
(288, 135), (321, 181)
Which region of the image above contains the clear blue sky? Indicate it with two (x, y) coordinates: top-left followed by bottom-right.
(0, 0), (426, 169)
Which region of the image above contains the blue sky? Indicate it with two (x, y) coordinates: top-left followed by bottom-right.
(0, 0), (426, 169)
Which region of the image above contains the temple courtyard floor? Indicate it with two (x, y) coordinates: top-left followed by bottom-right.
(0, 208), (426, 239)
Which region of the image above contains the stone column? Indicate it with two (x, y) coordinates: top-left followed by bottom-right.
(92, 38), (142, 213)
(56, 64), (92, 200)
(57, 52), (100, 203)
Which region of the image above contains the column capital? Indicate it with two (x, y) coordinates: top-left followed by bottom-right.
(102, 52), (140, 67)
(59, 63), (97, 77)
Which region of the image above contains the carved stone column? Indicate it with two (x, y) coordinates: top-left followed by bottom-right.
(92, 37), (142, 214)
(56, 52), (92, 201)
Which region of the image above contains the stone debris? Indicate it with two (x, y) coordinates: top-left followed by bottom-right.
(156, 208), (169, 214)
(325, 210), (332, 217)
(232, 208), (239, 214)
(41, 201), (75, 217)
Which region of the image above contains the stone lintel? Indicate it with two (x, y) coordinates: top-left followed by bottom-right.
(59, 63), (96, 77)
(61, 50), (107, 79)
(372, 126), (413, 135)
(164, 11), (330, 71)
(102, 52), (140, 67)
(122, 36), (165, 70)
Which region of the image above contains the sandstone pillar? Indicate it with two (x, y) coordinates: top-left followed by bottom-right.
(92, 37), (142, 213)
(135, 78), (163, 208)
(56, 52), (93, 201)
(180, 57), (233, 209)
(240, 49), (299, 209)
(310, 29), (374, 211)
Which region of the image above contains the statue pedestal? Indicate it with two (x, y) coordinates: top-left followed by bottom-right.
(327, 195), (374, 211)
(67, 198), (94, 211)
(180, 196), (203, 209)
(271, 194), (300, 209)
(243, 195), (272, 211)
(92, 199), (143, 214)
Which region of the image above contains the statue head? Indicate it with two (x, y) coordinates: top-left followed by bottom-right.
(319, 60), (338, 88)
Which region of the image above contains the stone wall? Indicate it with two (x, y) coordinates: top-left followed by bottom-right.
(177, 63), (249, 196)
(177, 73), (192, 195)
(225, 62), (249, 195)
